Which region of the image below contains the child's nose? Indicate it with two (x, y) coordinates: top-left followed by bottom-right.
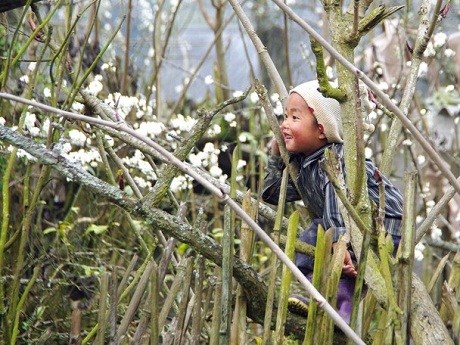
(281, 118), (288, 129)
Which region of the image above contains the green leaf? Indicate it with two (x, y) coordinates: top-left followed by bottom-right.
(85, 224), (109, 235)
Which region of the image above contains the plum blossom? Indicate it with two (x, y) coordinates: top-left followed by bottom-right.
(433, 32), (447, 48)
(204, 75), (214, 85)
(8, 145), (38, 162)
(188, 142), (221, 171)
(236, 159), (246, 170)
(402, 139), (412, 146)
(224, 112), (236, 123)
(20, 75), (29, 84)
(72, 102), (84, 112)
(23, 112), (37, 132)
(62, 148), (102, 169)
(122, 150), (157, 180)
(273, 100), (283, 116)
(105, 93), (140, 120)
(209, 165), (223, 178)
(170, 114), (196, 132)
(365, 147), (373, 159)
(250, 92), (259, 103)
(207, 124), (221, 137)
(445, 48), (456, 58)
(85, 75), (104, 96)
(170, 175), (193, 193)
(44, 87), (52, 98)
(238, 133), (248, 143)
(68, 129), (88, 146)
(430, 226), (442, 240)
(28, 62), (36, 71)
(136, 121), (165, 138)
(133, 176), (152, 189)
(414, 242), (425, 261)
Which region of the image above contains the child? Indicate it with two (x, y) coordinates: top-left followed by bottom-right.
(261, 80), (403, 323)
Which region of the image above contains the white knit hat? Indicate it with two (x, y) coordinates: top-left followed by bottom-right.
(289, 80), (343, 143)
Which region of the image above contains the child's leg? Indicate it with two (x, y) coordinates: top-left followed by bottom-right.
(336, 234), (401, 323)
(291, 218), (356, 323)
(336, 277), (355, 324)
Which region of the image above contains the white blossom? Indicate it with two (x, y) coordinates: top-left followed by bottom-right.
(209, 165), (223, 178)
(433, 32), (447, 48)
(423, 42), (436, 58)
(204, 75), (214, 85)
(273, 101), (283, 116)
(62, 142), (72, 153)
(133, 176), (151, 189)
(445, 48), (456, 58)
(250, 92), (259, 103)
(219, 174), (228, 183)
(136, 121), (165, 138)
(430, 226), (442, 240)
(43, 87), (52, 98)
(402, 139), (412, 146)
(68, 129), (87, 146)
(20, 75), (29, 84)
(207, 123), (221, 137)
(23, 112), (36, 131)
(85, 75), (104, 96)
(72, 102), (84, 112)
(238, 133), (247, 142)
(417, 155), (426, 165)
(170, 175), (193, 193)
(122, 150), (157, 180)
(62, 148), (102, 170)
(224, 112), (236, 123)
(377, 81), (389, 91)
(365, 147), (373, 159)
(28, 62), (37, 71)
(236, 159), (246, 170)
(0, 117), (5, 125)
(232, 90), (243, 98)
(414, 242), (425, 261)
(170, 114), (196, 132)
(270, 93), (280, 102)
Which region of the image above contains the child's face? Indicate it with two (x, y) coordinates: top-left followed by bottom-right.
(281, 93), (327, 155)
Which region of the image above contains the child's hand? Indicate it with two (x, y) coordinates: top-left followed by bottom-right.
(342, 250), (357, 277)
(332, 242), (357, 277)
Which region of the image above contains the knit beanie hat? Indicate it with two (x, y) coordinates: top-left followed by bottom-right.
(289, 80), (343, 143)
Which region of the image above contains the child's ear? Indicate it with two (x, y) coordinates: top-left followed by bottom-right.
(318, 124), (327, 139)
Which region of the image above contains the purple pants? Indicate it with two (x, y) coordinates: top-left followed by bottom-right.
(295, 219), (401, 323)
